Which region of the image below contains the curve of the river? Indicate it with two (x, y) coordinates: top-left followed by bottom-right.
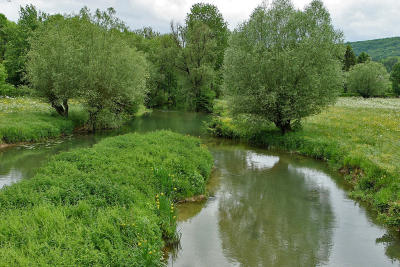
(0, 111), (399, 266)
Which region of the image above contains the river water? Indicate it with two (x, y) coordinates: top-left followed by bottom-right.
(0, 111), (399, 266)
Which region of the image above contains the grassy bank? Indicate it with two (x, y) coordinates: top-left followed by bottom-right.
(0, 97), (87, 144)
(0, 131), (213, 266)
(207, 97), (400, 227)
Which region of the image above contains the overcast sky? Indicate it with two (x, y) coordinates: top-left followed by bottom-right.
(1, 0), (399, 42)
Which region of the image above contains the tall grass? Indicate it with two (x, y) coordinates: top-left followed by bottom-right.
(0, 97), (87, 144)
(0, 131), (213, 266)
(207, 97), (400, 228)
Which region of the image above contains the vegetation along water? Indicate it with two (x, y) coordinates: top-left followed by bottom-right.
(1, 0), (400, 265)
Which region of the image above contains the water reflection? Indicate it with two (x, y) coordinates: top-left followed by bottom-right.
(218, 152), (334, 267)
(170, 145), (400, 267)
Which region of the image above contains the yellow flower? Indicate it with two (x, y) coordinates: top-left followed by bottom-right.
(173, 187), (177, 191)
(138, 242), (142, 246)
(161, 192), (164, 196)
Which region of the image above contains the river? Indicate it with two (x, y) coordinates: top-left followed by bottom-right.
(0, 111), (399, 266)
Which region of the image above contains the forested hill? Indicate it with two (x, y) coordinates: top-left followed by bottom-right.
(349, 37), (400, 60)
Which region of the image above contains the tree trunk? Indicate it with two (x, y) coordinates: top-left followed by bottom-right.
(275, 119), (292, 135)
(51, 99), (69, 117)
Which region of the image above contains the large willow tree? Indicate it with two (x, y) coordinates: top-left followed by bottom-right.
(27, 8), (148, 129)
(224, 0), (344, 133)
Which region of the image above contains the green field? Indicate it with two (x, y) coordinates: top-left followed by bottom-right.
(0, 131), (213, 266)
(208, 97), (400, 227)
(0, 97), (87, 144)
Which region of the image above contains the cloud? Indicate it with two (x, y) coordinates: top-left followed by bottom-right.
(0, 0), (399, 41)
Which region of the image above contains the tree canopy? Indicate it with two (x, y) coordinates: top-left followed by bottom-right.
(390, 62), (400, 96)
(224, 0), (344, 133)
(347, 61), (390, 98)
(27, 8), (148, 129)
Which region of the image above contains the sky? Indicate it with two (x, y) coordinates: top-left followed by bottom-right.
(1, 0), (399, 42)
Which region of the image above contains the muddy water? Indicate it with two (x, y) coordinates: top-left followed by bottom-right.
(0, 111), (399, 266)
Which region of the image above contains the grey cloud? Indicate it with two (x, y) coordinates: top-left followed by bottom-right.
(1, 0), (399, 41)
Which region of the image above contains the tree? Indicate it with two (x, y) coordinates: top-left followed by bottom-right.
(4, 5), (46, 86)
(347, 61), (390, 98)
(0, 13), (11, 61)
(27, 9), (148, 129)
(343, 45), (356, 71)
(186, 3), (229, 98)
(357, 51), (371, 64)
(390, 62), (400, 96)
(382, 56), (400, 73)
(173, 21), (218, 112)
(224, 0), (344, 134)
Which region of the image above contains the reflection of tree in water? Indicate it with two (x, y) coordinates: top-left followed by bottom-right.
(216, 149), (335, 266)
(376, 233), (400, 262)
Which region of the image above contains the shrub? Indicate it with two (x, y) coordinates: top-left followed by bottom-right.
(347, 61), (390, 98)
(390, 62), (400, 96)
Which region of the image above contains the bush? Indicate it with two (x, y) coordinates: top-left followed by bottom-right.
(0, 131), (213, 265)
(347, 61), (390, 98)
(390, 62), (400, 96)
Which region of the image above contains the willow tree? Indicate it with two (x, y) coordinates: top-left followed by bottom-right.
(27, 8), (148, 129)
(224, 0), (344, 133)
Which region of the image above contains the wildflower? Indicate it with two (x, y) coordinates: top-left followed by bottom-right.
(149, 251), (152, 255)
(138, 242), (142, 246)
(173, 187), (177, 191)
(161, 192), (164, 196)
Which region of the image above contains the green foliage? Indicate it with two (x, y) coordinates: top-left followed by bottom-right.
(0, 131), (213, 265)
(133, 32), (181, 109)
(3, 5), (46, 86)
(27, 8), (149, 129)
(347, 61), (390, 98)
(390, 63), (400, 96)
(357, 51), (371, 64)
(168, 3), (228, 112)
(343, 45), (356, 71)
(381, 56), (400, 73)
(0, 97), (87, 144)
(186, 3), (229, 98)
(0, 13), (10, 61)
(207, 97), (400, 228)
(224, 0), (344, 133)
(350, 37), (400, 61)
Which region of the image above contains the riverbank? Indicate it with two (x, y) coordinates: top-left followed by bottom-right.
(0, 97), (87, 145)
(207, 97), (400, 228)
(0, 130), (213, 265)
(0, 97), (152, 146)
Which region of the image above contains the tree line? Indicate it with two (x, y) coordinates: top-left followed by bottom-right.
(0, 0), (399, 133)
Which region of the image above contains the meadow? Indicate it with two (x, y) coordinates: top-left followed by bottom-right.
(0, 97), (87, 144)
(0, 131), (213, 266)
(207, 97), (400, 227)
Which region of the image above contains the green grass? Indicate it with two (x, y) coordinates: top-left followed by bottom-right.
(0, 97), (87, 144)
(0, 130), (213, 266)
(207, 97), (400, 227)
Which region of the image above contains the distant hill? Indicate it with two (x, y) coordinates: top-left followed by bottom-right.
(349, 37), (400, 61)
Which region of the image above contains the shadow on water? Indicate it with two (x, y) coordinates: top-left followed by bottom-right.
(1, 110), (400, 266)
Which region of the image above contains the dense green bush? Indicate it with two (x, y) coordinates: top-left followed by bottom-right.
(390, 63), (400, 96)
(347, 61), (390, 97)
(0, 131), (213, 265)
